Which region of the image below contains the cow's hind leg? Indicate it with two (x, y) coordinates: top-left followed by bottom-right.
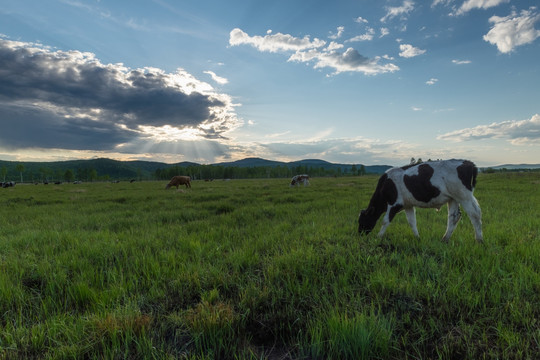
(442, 200), (461, 242)
(405, 208), (419, 238)
(461, 196), (483, 243)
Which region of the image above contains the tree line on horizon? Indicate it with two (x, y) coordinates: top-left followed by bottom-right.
(1, 162), (369, 183)
(154, 164), (368, 181)
(2, 160), (537, 184)
(1, 164), (103, 183)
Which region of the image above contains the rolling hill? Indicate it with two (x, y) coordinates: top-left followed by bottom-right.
(0, 157), (390, 182)
(2, 157), (538, 183)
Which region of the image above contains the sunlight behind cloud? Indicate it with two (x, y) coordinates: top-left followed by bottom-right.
(138, 125), (204, 141)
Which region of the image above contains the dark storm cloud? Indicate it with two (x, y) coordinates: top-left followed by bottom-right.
(0, 39), (237, 150)
(0, 103), (133, 150)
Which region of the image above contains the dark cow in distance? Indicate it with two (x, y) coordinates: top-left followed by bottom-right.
(290, 174), (310, 187)
(358, 159), (483, 242)
(165, 175), (191, 189)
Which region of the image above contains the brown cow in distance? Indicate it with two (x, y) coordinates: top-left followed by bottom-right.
(165, 175), (191, 189)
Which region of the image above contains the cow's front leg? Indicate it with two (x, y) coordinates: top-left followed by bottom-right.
(377, 210), (392, 238)
(377, 204), (402, 238)
(377, 216), (391, 238)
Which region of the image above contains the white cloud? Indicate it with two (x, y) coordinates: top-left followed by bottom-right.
(289, 47), (399, 75)
(348, 27), (375, 42)
(257, 136), (420, 165)
(437, 114), (540, 144)
(355, 16), (369, 24)
(452, 59), (472, 64)
(230, 28), (399, 75)
(381, 0), (415, 22)
(204, 70), (228, 85)
(426, 78), (438, 85)
(329, 26), (345, 40)
(483, 9), (540, 53)
(325, 41), (344, 51)
(380, 28), (390, 38)
(399, 43), (426, 57)
(229, 28), (326, 53)
(432, 0), (453, 7)
(456, 0), (509, 16)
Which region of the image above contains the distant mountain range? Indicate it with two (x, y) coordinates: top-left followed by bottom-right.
(214, 157), (392, 173)
(490, 164), (540, 170)
(0, 157), (392, 181)
(1, 157), (538, 182)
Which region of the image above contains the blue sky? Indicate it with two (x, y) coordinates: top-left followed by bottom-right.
(1, 0), (539, 167)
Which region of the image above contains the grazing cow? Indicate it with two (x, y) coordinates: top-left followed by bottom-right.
(290, 174), (310, 187)
(358, 159), (483, 242)
(1, 181), (15, 188)
(166, 175), (191, 189)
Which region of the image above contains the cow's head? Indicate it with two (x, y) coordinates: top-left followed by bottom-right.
(358, 207), (378, 235)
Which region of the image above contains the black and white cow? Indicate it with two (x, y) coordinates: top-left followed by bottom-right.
(1, 181), (15, 188)
(290, 174), (310, 187)
(358, 159), (483, 242)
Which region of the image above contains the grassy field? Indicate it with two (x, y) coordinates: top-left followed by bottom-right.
(0, 173), (539, 359)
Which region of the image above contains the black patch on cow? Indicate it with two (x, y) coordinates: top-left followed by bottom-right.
(404, 164), (441, 203)
(367, 173), (389, 212)
(388, 204), (403, 222)
(457, 160), (477, 191)
(360, 174), (397, 234)
(381, 177), (398, 205)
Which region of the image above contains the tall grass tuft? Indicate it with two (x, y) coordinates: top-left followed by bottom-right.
(183, 289), (243, 358)
(304, 309), (394, 359)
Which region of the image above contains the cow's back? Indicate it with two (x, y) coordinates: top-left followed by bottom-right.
(387, 160), (474, 208)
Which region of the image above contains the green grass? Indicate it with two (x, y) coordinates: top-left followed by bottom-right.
(0, 174), (539, 359)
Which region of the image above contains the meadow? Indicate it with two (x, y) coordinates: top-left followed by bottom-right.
(0, 173), (539, 359)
